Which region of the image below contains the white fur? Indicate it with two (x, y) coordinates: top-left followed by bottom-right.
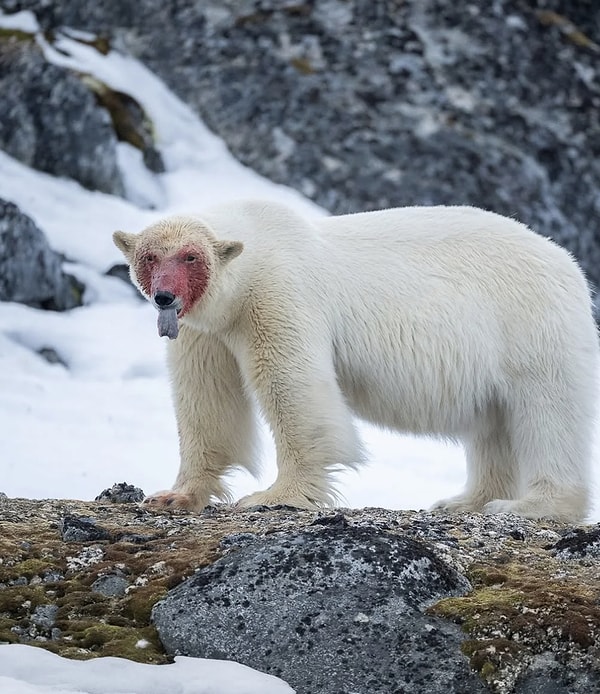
(117, 201), (600, 521)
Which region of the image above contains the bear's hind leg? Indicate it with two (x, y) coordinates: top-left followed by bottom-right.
(144, 326), (259, 512)
(433, 406), (518, 514)
(482, 387), (593, 522)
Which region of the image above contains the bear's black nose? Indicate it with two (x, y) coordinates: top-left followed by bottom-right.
(154, 291), (176, 308)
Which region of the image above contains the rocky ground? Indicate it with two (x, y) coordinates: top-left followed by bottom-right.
(0, 488), (599, 693)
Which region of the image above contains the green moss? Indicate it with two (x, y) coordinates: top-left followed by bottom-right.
(105, 615), (131, 627)
(430, 561), (600, 684)
(80, 75), (156, 151)
(431, 586), (523, 631)
(0, 616), (15, 630)
(290, 57), (315, 74)
(124, 586), (168, 624)
(55, 617), (103, 634)
(0, 585), (48, 614)
(78, 623), (129, 648)
(536, 10), (600, 50)
(56, 589), (109, 618)
(480, 661), (496, 679)
(0, 558), (56, 582)
(73, 35), (110, 55)
(72, 623), (166, 663)
(467, 565), (509, 586)
(461, 637), (524, 681)
(0, 613), (19, 644)
(0, 28), (34, 42)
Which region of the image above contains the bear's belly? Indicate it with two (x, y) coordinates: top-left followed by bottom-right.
(336, 360), (491, 437)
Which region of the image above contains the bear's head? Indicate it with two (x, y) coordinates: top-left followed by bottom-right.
(113, 216), (243, 339)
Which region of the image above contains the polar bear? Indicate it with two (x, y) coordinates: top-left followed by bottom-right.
(113, 201), (599, 522)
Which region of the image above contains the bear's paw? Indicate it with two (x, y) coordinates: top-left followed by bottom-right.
(142, 490), (198, 511)
(431, 493), (488, 514)
(236, 487), (323, 511)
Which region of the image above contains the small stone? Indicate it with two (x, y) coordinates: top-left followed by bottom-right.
(37, 347), (67, 367)
(311, 513), (349, 528)
(105, 263), (132, 284)
(548, 527), (600, 559)
(42, 571), (64, 584)
(91, 574), (129, 597)
(66, 546), (104, 571)
(59, 515), (111, 542)
(31, 604), (59, 630)
(95, 482), (145, 504)
(116, 533), (157, 544)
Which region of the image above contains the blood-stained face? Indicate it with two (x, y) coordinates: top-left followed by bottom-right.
(132, 245), (210, 339)
(113, 217), (243, 340)
(134, 244), (210, 316)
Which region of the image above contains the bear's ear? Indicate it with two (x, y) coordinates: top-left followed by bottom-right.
(113, 231), (139, 261)
(215, 240), (244, 265)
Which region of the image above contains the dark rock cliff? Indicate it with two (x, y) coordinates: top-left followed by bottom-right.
(0, 199), (82, 309)
(0, 37), (125, 196)
(2, 0), (599, 296)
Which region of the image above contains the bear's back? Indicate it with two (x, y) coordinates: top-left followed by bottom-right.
(318, 204), (537, 250)
(199, 201), (590, 330)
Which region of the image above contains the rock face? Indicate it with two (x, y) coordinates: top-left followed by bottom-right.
(0, 38), (124, 196)
(153, 522), (484, 694)
(1, 495), (599, 693)
(0, 199), (82, 310)
(8, 0), (600, 292)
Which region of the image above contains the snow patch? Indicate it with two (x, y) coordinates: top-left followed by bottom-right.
(0, 644), (295, 694)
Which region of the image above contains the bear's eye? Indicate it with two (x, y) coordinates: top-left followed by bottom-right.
(185, 254), (197, 263)
(144, 253), (157, 263)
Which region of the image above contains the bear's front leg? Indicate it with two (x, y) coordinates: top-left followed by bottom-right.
(236, 334), (364, 510)
(144, 325), (259, 512)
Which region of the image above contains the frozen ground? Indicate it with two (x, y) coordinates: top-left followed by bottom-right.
(0, 10), (598, 694)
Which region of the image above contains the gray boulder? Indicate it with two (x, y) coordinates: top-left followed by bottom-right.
(0, 37), (124, 196)
(0, 199), (83, 310)
(152, 523), (485, 694)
